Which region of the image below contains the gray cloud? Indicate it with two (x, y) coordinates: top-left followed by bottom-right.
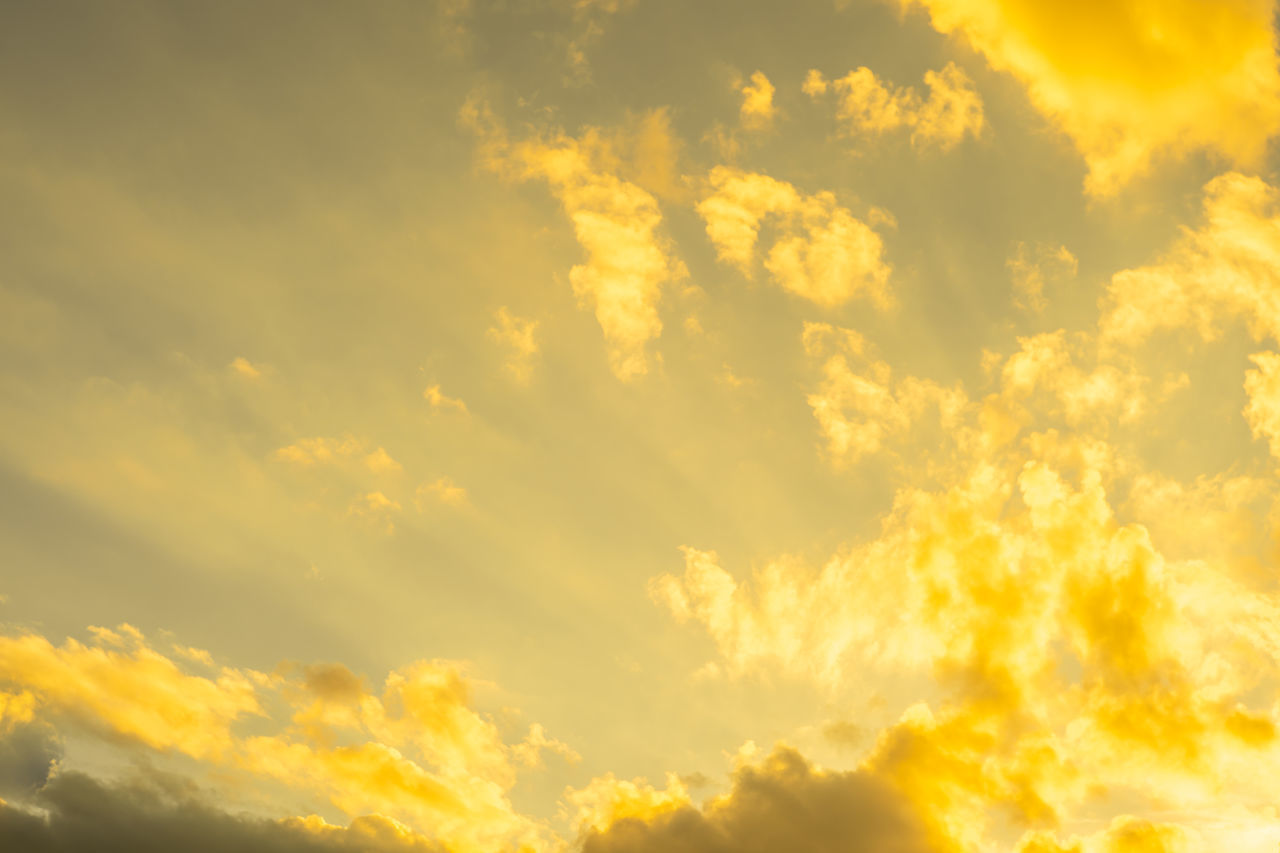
(0, 769), (446, 853)
(582, 746), (935, 853)
(0, 721), (61, 796)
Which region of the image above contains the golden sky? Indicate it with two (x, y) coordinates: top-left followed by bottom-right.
(2, 1), (1280, 851)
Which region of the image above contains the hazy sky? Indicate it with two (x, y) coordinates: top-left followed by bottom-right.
(3, 1), (1280, 851)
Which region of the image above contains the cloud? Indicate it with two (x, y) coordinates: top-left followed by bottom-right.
(487, 307), (540, 384)
(0, 626), (261, 761)
(566, 771), (691, 836)
(738, 71), (777, 132)
(802, 322), (966, 465)
(1243, 352), (1280, 460)
(1100, 173), (1280, 348)
(1007, 242), (1077, 312)
(0, 721), (61, 798)
(463, 98), (687, 380)
(415, 477), (468, 510)
(899, 0), (1280, 193)
(697, 167), (894, 308)
(274, 437), (402, 474)
(577, 745), (933, 853)
(652, 318), (1280, 849)
(0, 769), (448, 853)
(804, 61), (984, 151)
(0, 626), (569, 853)
(423, 385), (468, 415)
(346, 492), (402, 534)
(229, 357), (262, 380)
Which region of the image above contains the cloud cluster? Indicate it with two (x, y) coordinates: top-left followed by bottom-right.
(804, 62), (985, 151)
(697, 167), (894, 307)
(463, 98), (687, 380)
(738, 71), (777, 132)
(653, 199), (1280, 846)
(1100, 173), (1280, 461)
(0, 769), (448, 853)
(576, 746), (932, 853)
(900, 0), (1280, 193)
(0, 626), (573, 853)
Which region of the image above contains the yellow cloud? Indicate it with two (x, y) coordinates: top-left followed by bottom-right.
(1008, 242), (1077, 312)
(0, 626), (261, 761)
(1101, 173), (1280, 348)
(347, 491), (402, 533)
(1244, 352), (1280, 460)
(805, 61), (985, 151)
(652, 326), (1280, 849)
(229, 356), (262, 379)
(488, 307), (540, 384)
(565, 770), (690, 835)
(462, 98), (687, 380)
(803, 321), (966, 465)
(576, 746), (933, 853)
(697, 167), (894, 307)
(415, 477), (468, 509)
(0, 626), (568, 853)
(900, 0), (1280, 193)
(738, 70), (777, 131)
(423, 384), (468, 415)
(274, 436), (402, 474)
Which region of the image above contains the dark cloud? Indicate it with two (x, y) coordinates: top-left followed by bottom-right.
(0, 769), (445, 853)
(0, 721), (61, 796)
(582, 746), (935, 853)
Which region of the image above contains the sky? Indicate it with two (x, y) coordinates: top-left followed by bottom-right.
(2, 1), (1280, 851)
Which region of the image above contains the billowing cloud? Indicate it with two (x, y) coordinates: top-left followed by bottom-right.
(899, 0), (1280, 193)
(653, 312), (1280, 849)
(738, 71), (777, 132)
(463, 98), (687, 380)
(804, 61), (985, 151)
(697, 167), (893, 307)
(0, 769), (448, 853)
(802, 322), (966, 465)
(0, 625), (261, 761)
(1100, 173), (1280, 348)
(0, 626), (571, 853)
(1244, 352), (1280, 460)
(577, 746), (932, 853)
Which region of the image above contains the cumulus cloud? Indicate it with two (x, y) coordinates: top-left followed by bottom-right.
(577, 746), (932, 853)
(899, 0), (1280, 193)
(0, 626), (571, 853)
(1100, 173), (1280, 348)
(652, 309), (1280, 849)
(697, 167), (893, 307)
(738, 71), (777, 132)
(462, 97), (687, 380)
(1244, 352), (1280, 460)
(802, 321), (966, 465)
(0, 769), (448, 853)
(804, 62), (984, 151)
(0, 721), (61, 797)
